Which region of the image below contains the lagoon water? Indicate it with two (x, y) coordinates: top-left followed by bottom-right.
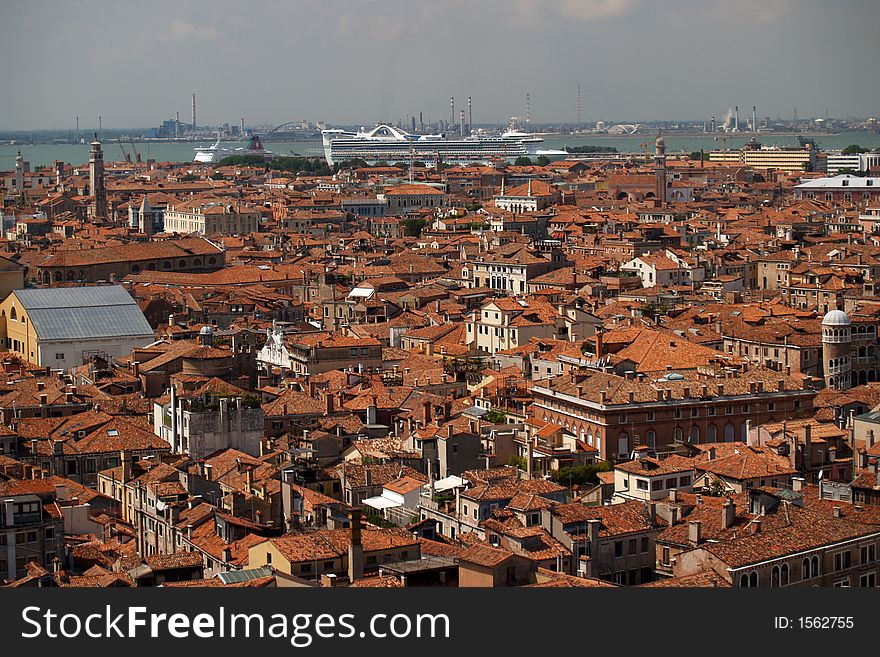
(2, 132), (879, 169)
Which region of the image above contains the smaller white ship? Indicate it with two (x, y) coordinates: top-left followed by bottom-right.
(194, 135), (273, 164)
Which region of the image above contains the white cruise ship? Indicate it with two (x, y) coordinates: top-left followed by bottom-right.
(321, 124), (566, 166)
(194, 135), (274, 164)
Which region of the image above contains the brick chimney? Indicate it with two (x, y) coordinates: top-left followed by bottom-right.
(802, 424), (812, 471)
(120, 449), (130, 483)
(348, 508), (364, 582)
(324, 391), (334, 415)
(722, 498), (735, 530)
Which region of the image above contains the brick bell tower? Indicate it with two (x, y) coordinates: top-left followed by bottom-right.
(654, 132), (667, 207)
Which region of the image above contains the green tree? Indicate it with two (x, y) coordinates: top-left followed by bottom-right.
(513, 156), (533, 166)
(485, 409), (507, 424)
(401, 218), (428, 237)
(508, 454), (527, 470)
(842, 144), (869, 155)
(565, 145), (618, 154)
(536, 155), (551, 166)
(178, 173), (198, 182)
(550, 461), (613, 486)
(689, 151), (703, 161)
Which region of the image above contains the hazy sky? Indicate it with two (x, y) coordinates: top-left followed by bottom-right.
(3, 0), (879, 130)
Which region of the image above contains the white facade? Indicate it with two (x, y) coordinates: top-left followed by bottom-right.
(256, 325), (293, 373)
(37, 335), (154, 371)
(826, 153), (880, 176)
(154, 389), (264, 459)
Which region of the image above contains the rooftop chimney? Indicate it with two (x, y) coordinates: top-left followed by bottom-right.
(803, 424), (812, 471)
(688, 520), (702, 546)
(722, 498), (735, 530)
(348, 508), (364, 582)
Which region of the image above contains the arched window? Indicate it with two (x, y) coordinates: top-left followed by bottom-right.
(802, 558), (811, 580)
(179, 259), (188, 269)
(689, 426), (700, 443)
(617, 433), (629, 457)
(771, 566), (780, 587)
(673, 427), (683, 443)
(707, 425), (717, 442)
(811, 556), (819, 578)
(781, 563), (789, 586)
(9, 307), (16, 320)
(739, 574), (749, 588)
(749, 571), (758, 588)
(724, 424), (735, 441)
(646, 431), (655, 448)
(131, 264), (141, 274)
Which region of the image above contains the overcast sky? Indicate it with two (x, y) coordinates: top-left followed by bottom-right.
(3, 0), (879, 130)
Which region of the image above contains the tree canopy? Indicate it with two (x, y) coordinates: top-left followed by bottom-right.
(218, 154), (333, 175)
(565, 145), (618, 154)
(401, 217), (428, 237)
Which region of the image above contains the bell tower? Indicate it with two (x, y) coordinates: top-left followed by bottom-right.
(654, 132), (667, 207)
(89, 135), (107, 218)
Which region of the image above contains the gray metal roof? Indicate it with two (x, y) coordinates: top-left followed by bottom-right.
(13, 285), (154, 341)
(217, 566), (273, 584)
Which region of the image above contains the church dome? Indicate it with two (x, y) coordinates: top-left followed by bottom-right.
(199, 325), (214, 335)
(822, 309), (851, 326)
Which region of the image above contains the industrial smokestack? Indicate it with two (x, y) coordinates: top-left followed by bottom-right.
(450, 96), (455, 127)
(710, 116), (716, 132)
(240, 117), (245, 138)
(467, 96), (472, 134)
(752, 106), (757, 133)
(175, 112), (180, 140)
(734, 105), (739, 132)
(460, 109), (465, 137)
(577, 84), (582, 126)
(526, 92), (531, 124)
(191, 93), (197, 134)
(419, 111), (423, 130)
